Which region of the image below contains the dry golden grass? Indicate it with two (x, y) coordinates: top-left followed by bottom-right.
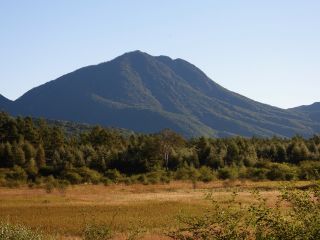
(0, 180), (311, 239)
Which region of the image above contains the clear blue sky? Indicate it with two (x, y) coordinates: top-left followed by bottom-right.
(1, 0), (319, 108)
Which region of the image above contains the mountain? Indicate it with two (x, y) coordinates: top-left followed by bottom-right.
(3, 50), (320, 137)
(290, 103), (320, 122)
(0, 94), (12, 111)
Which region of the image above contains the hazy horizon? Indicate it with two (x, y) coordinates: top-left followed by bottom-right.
(1, 1), (319, 108)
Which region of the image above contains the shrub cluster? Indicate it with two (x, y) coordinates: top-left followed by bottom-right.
(0, 222), (46, 240)
(169, 184), (320, 240)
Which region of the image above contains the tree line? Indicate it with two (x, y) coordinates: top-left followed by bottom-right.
(0, 112), (320, 186)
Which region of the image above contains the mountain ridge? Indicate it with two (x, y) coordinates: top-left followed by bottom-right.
(2, 50), (320, 137)
(290, 102), (320, 122)
(0, 94), (12, 110)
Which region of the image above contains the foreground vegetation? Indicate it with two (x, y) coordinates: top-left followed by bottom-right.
(1, 112), (320, 188)
(0, 181), (319, 239)
(0, 221), (47, 240)
(170, 183), (320, 240)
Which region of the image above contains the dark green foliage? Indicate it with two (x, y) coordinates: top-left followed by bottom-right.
(218, 167), (239, 180)
(63, 171), (83, 184)
(245, 167), (268, 180)
(76, 167), (102, 184)
(35, 145), (46, 169)
(198, 166), (216, 182)
(266, 163), (297, 180)
(6, 165), (27, 182)
(0, 112), (320, 184)
(299, 161), (320, 180)
(1, 142), (14, 168)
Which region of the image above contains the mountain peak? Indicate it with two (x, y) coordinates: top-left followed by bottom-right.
(4, 51), (320, 137)
(119, 50), (151, 59)
(117, 50), (175, 64)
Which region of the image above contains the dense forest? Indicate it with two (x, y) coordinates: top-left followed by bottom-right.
(0, 111), (320, 187)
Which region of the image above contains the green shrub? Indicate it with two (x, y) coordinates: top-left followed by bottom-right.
(123, 177), (133, 185)
(169, 184), (320, 240)
(248, 186), (320, 239)
(128, 175), (139, 184)
(0, 221), (45, 240)
(83, 223), (112, 240)
(175, 165), (200, 181)
(218, 167), (238, 180)
(56, 180), (69, 195)
(198, 166), (216, 182)
(76, 167), (102, 184)
(64, 171), (83, 184)
(160, 174), (171, 184)
(146, 171), (164, 184)
(101, 177), (113, 186)
(5, 165), (27, 182)
(299, 161), (320, 180)
(266, 163), (297, 180)
(168, 192), (251, 239)
(246, 167), (268, 180)
(34, 177), (42, 186)
(44, 176), (57, 193)
(137, 174), (149, 185)
(104, 169), (123, 183)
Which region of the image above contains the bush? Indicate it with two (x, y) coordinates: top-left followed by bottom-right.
(299, 161), (320, 180)
(168, 192), (251, 239)
(198, 166), (216, 182)
(44, 176), (57, 193)
(104, 169), (123, 183)
(218, 167), (238, 180)
(83, 223), (112, 240)
(169, 184), (320, 240)
(56, 180), (69, 195)
(137, 174), (149, 185)
(102, 177), (113, 186)
(266, 163), (297, 181)
(76, 167), (102, 184)
(123, 177), (133, 185)
(146, 171), (168, 184)
(5, 165), (27, 183)
(160, 174), (171, 184)
(175, 165), (200, 181)
(64, 171), (83, 184)
(246, 167), (268, 180)
(0, 221), (45, 240)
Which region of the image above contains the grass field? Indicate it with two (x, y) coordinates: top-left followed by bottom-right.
(0, 180), (312, 239)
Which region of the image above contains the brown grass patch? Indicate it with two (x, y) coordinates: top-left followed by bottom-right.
(0, 180), (311, 239)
